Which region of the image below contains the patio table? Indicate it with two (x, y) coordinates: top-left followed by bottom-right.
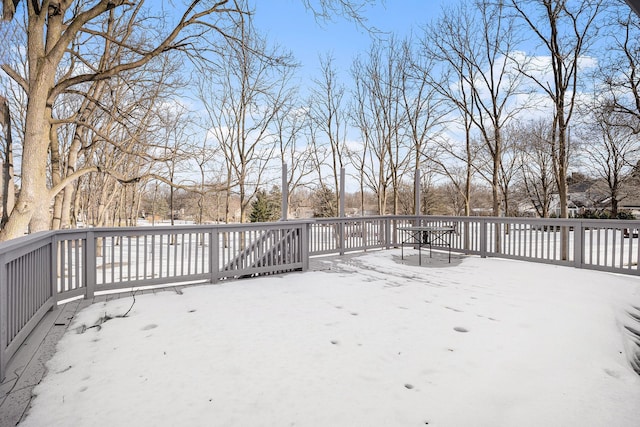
(397, 225), (455, 264)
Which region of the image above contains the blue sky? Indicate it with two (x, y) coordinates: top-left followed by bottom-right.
(252, 0), (447, 81)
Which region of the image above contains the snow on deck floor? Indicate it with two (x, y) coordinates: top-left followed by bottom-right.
(19, 250), (640, 427)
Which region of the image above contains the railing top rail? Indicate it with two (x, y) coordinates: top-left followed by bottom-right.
(0, 230), (55, 255)
(311, 215), (397, 223)
(377, 215), (640, 226)
(3, 215), (638, 247)
(475, 216), (640, 224)
(47, 220), (314, 238)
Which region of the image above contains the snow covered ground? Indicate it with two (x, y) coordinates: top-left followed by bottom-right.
(21, 250), (640, 426)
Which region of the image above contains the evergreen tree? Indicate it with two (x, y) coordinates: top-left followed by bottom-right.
(312, 185), (338, 218)
(249, 189), (279, 222)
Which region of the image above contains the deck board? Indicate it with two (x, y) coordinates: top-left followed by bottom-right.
(0, 301), (81, 427)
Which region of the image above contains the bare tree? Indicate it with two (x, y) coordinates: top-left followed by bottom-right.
(274, 99), (316, 217)
(309, 54), (348, 214)
(422, 3), (481, 217)
(155, 106), (195, 228)
(428, 0), (525, 221)
(0, 1), (245, 241)
(578, 102), (640, 216)
(349, 57), (375, 215)
(603, 5), (640, 133)
(1, 17), (22, 228)
(189, 134), (222, 225)
(498, 125), (525, 216)
(515, 119), (557, 218)
(47, 10), (186, 230)
(66, 51), (181, 228)
(301, 0), (377, 25)
(401, 39), (448, 215)
(0, 95), (15, 227)
(199, 11), (293, 223)
(350, 38), (410, 214)
(430, 136), (483, 218)
(510, 0), (604, 218)
(510, 0), (604, 258)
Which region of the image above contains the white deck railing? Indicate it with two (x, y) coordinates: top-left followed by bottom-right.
(1, 215), (639, 380)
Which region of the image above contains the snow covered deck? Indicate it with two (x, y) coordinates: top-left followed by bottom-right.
(0, 284), (202, 426)
(0, 254), (345, 426)
(3, 250), (640, 426)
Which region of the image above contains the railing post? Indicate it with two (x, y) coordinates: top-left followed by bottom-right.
(385, 217), (392, 249)
(210, 228), (219, 284)
(85, 231), (96, 300)
(301, 222), (310, 271)
(414, 169), (421, 216)
(281, 163), (288, 221)
(339, 167), (345, 218)
(573, 220), (583, 268)
(480, 219), (488, 258)
(50, 237), (58, 305)
(0, 253), (7, 381)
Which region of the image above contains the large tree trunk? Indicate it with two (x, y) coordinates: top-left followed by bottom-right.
(1, 83), (53, 239)
(556, 110), (570, 260)
(50, 122), (64, 230)
(0, 95), (15, 227)
(59, 118), (89, 229)
(1, 2), (59, 240)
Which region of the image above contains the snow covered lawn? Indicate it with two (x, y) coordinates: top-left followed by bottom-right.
(21, 250), (640, 426)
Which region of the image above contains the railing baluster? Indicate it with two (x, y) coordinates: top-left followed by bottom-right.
(60, 240), (66, 292)
(126, 236), (131, 282)
(186, 233), (191, 275)
(628, 231), (633, 270)
(618, 228), (624, 269)
(76, 238), (82, 290)
(604, 229), (609, 267)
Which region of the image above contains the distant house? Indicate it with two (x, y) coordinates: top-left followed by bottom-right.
(520, 174), (638, 218)
(550, 178), (638, 217)
(547, 194), (580, 217)
(619, 194), (640, 217)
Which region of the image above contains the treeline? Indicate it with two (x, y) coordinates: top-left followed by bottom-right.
(1, 1), (640, 240)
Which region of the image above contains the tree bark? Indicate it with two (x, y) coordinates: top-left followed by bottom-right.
(0, 95), (15, 227)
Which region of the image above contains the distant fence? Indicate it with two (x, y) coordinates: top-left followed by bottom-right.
(1, 215), (639, 380)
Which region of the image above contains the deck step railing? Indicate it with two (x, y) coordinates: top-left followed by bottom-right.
(1, 215), (639, 380)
